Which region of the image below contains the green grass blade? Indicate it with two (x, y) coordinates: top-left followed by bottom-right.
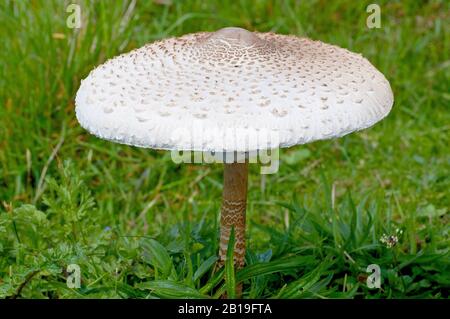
(225, 227), (236, 298)
(275, 258), (334, 298)
(136, 280), (209, 299)
(199, 267), (224, 295)
(237, 255), (316, 282)
(193, 255), (218, 283)
(140, 238), (174, 279)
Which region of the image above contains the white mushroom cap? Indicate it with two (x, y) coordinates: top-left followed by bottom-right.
(75, 27), (393, 152)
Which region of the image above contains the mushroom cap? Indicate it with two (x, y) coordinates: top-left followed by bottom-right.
(75, 27), (393, 152)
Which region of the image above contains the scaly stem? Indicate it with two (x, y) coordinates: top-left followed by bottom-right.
(219, 162), (248, 270)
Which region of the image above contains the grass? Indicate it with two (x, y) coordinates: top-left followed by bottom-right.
(0, 0), (449, 299)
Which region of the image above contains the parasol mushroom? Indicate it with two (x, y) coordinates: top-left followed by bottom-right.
(75, 27), (393, 279)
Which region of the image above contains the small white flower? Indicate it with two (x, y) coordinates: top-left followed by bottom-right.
(380, 233), (399, 248)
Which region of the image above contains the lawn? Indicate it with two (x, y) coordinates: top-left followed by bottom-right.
(0, 0), (449, 299)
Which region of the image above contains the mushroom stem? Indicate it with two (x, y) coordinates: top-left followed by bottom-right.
(219, 162), (248, 270)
